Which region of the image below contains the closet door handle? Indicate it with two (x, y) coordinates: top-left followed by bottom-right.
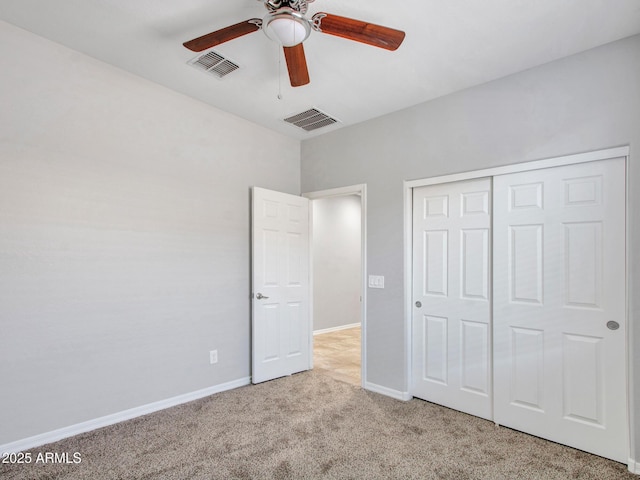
(415, 301), (422, 308)
(256, 293), (269, 300)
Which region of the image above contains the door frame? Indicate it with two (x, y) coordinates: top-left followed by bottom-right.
(304, 184), (368, 388)
(402, 146), (634, 468)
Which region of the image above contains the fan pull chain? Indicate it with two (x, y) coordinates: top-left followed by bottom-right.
(277, 45), (283, 100)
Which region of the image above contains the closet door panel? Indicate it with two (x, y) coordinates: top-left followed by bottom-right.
(493, 158), (627, 463)
(412, 178), (492, 420)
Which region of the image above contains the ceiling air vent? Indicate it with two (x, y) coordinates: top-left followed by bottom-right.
(188, 51), (239, 78)
(284, 108), (339, 132)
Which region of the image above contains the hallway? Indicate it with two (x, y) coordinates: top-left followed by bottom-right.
(313, 326), (361, 386)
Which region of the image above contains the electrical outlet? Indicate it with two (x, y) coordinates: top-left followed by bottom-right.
(209, 350), (218, 364)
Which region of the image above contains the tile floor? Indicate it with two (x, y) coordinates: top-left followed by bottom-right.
(313, 326), (361, 386)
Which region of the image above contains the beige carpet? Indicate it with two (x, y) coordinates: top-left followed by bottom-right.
(1, 371), (634, 479)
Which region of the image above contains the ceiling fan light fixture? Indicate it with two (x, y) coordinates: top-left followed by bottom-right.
(263, 10), (311, 47)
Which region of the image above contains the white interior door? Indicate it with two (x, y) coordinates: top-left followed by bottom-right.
(252, 187), (310, 384)
(412, 178), (492, 420)
(493, 158), (627, 462)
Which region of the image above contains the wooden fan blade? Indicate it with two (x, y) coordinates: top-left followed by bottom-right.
(313, 13), (405, 51)
(283, 44), (310, 87)
(183, 19), (261, 52)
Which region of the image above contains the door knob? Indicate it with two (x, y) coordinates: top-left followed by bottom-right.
(256, 293), (269, 300)
(415, 301), (422, 308)
(607, 321), (620, 330)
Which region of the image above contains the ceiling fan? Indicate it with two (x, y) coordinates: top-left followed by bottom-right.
(183, 0), (406, 87)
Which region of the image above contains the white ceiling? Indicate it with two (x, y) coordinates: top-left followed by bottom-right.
(2, 0), (640, 140)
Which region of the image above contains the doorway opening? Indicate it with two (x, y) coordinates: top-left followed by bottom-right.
(305, 185), (366, 387)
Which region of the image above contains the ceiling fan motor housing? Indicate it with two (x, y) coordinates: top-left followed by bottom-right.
(261, 0), (313, 47)
(262, 0), (315, 15)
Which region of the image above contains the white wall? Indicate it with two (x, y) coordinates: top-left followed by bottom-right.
(301, 34), (640, 458)
(0, 21), (300, 445)
(312, 195), (361, 332)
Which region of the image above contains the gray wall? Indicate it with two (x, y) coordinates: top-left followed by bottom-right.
(312, 195), (361, 332)
(0, 21), (300, 445)
(301, 35), (640, 457)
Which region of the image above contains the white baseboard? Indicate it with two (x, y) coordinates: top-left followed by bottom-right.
(0, 376), (251, 455)
(364, 381), (412, 401)
(629, 458), (640, 474)
(313, 322), (361, 335)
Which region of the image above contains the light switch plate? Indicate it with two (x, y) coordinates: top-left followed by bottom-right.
(368, 275), (385, 289)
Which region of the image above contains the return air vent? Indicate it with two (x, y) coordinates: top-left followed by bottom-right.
(188, 51), (239, 78)
(284, 108), (339, 132)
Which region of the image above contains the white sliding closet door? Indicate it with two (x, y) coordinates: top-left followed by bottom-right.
(412, 178), (492, 420)
(493, 159), (627, 462)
